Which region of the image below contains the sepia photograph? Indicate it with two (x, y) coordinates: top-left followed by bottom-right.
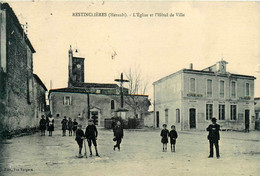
(0, 1), (259, 176)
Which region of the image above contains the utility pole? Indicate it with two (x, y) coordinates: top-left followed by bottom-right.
(87, 92), (90, 119)
(115, 73), (129, 108)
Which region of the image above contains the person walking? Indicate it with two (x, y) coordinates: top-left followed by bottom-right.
(113, 121), (124, 151)
(207, 117), (220, 159)
(61, 116), (68, 136)
(39, 115), (47, 136)
(85, 119), (100, 157)
(47, 115), (54, 136)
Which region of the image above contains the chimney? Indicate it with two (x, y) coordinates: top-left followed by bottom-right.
(190, 63), (193, 70)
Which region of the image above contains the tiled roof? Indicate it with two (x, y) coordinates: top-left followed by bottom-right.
(33, 74), (47, 91)
(48, 87), (148, 97)
(73, 82), (119, 89)
(153, 68), (256, 84)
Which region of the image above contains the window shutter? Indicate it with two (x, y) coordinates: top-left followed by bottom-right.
(63, 96), (66, 105)
(70, 96), (72, 105)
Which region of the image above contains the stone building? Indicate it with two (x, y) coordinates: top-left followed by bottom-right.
(153, 60), (256, 131)
(49, 46), (150, 127)
(0, 3), (47, 134)
(254, 97), (260, 130)
(33, 74), (47, 119)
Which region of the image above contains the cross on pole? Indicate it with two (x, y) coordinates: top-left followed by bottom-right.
(115, 73), (129, 108)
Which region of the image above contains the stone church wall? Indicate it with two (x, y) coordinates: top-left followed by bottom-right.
(49, 91), (150, 127)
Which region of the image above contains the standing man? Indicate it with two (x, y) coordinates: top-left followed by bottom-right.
(85, 119), (100, 157)
(68, 117), (73, 136)
(61, 116), (68, 136)
(113, 121), (124, 151)
(207, 117), (220, 159)
(39, 115), (47, 136)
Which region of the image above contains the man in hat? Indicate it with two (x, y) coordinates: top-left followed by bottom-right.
(39, 115), (47, 136)
(206, 117), (220, 158)
(85, 119), (100, 157)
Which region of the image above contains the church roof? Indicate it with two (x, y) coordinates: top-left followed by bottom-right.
(48, 87), (148, 97)
(73, 82), (119, 89)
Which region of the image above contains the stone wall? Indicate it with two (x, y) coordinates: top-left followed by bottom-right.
(49, 91), (150, 127)
(0, 5), (38, 136)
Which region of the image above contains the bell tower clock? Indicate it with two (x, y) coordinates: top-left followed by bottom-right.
(68, 45), (85, 87)
(72, 57), (85, 84)
(217, 60), (228, 74)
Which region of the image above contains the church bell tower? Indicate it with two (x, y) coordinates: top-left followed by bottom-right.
(68, 45), (85, 87)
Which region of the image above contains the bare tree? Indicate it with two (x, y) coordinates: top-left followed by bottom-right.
(124, 66), (150, 118)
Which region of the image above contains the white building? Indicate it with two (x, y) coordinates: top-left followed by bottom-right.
(153, 60), (256, 131)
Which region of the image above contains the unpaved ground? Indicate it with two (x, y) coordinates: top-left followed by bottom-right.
(0, 128), (259, 176)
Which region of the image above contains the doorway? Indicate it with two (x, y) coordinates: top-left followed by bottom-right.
(156, 111), (159, 128)
(245, 110), (250, 131)
(91, 111), (99, 126)
(189, 108), (196, 129)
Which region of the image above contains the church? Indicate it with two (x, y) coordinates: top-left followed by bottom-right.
(48, 46), (150, 127)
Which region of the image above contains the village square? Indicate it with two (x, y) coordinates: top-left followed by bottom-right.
(0, 2), (260, 176)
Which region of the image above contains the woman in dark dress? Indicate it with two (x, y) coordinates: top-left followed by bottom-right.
(113, 121), (124, 151)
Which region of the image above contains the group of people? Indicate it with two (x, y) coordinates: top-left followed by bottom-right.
(75, 119), (100, 157)
(39, 115), (54, 136)
(39, 115), (79, 137)
(40, 114), (220, 159)
(160, 117), (220, 159)
(61, 116), (78, 136)
(160, 124), (178, 152)
(75, 119), (124, 157)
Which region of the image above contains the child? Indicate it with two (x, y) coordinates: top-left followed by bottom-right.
(61, 116), (68, 136)
(68, 117), (73, 136)
(73, 119), (78, 136)
(75, 124), (85, 157)
(85, 119), (100, 157)
(169, 125), (178, 152)
(160, 124), (170, 152)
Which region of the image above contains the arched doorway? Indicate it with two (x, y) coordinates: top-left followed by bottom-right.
(189, 108), (196, 129)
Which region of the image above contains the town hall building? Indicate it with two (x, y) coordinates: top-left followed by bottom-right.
(49, 46), (150, 127)
(153, 60), (256, 131)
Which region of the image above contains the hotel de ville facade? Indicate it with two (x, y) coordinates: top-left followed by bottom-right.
(153, 60), (256, 131)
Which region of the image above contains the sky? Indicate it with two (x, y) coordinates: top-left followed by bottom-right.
(6, 1), (260, 98)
